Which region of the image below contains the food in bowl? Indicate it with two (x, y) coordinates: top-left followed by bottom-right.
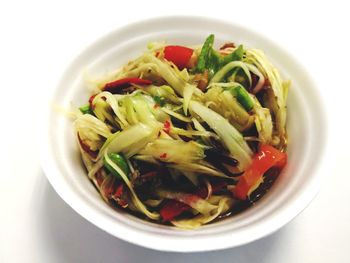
(73, 34), (289, 229)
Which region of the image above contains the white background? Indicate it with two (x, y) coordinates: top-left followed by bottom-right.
(1, 1), (349, 262)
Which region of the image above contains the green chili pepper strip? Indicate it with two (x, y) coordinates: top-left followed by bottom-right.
(103, 153), (130, 178)
(207, 50), (221, 78)
(196, 34), (215, 73)
(220, 45), (245, 65)
(230, 86), (254, 112)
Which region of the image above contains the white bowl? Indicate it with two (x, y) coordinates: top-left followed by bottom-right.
(41, 16), (328, 252)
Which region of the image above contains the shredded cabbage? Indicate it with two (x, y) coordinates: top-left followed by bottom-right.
(252, 96), (273, 144)
(210, 61), (252, 85)
(245, 49), (289, 147)
(171, 196), (234, 229)
(204, 85), (254, 131)
(107, 123), (158, 158)
(189, 101), (253, 170)
(139, 139), (205, 163)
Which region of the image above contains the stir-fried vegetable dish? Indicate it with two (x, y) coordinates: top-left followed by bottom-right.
(73, 34), (289, 229)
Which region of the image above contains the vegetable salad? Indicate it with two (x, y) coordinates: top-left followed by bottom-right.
(73, 34), (289, 229)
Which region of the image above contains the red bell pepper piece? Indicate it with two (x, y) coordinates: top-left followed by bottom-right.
(233, 145), (287, 200)
(163, 45), (194, 70)
(159, 181), (227, 221)
(103, 77), (152, 94)
(160, 200), (191, 222)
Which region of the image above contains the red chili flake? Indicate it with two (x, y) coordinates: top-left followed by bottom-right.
(163, 120), (171, 134)
(153, 104), (160, 109)
(159, 153), (167, 159)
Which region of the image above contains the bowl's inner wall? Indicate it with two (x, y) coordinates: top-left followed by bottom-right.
(45, 17), (325, 249)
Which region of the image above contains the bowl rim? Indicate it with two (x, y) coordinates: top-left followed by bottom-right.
(40, 15), (329, 252)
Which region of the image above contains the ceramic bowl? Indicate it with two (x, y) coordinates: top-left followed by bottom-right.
(41, 16), (328, 252)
